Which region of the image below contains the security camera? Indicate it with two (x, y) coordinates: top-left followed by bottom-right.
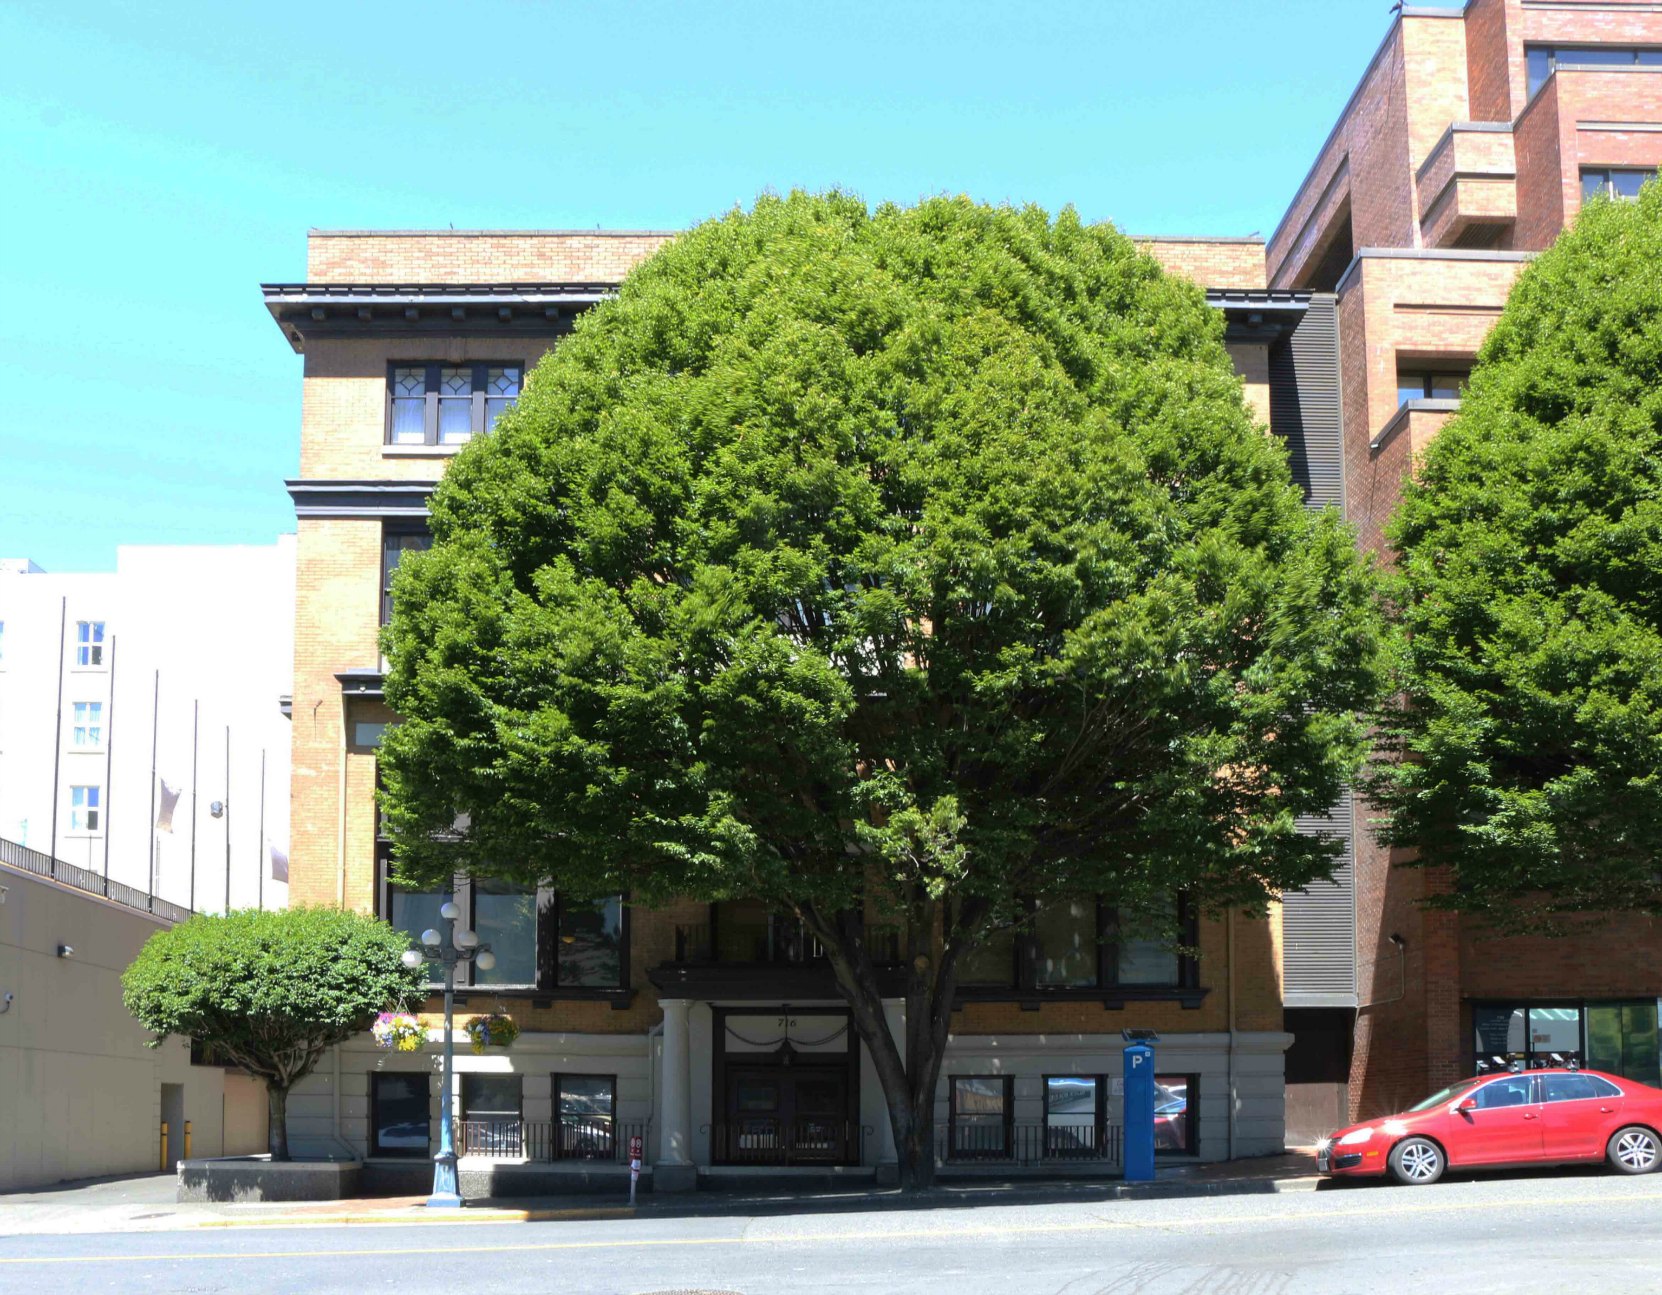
(0, 991), (13, 1013)
(57, 944), (74, 959)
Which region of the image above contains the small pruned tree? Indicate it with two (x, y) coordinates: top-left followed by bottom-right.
(378, 191), (1384, 1188)
(1372, 176), (1662, 927)
(122, 907), (423, 1160)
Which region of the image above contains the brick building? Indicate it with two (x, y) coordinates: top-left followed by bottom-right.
(265, 0), (1662, 1188)
(1265, 0), (1662, 1124)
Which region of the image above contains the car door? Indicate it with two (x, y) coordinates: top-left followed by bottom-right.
(1448, 1075), (1544, 1166)
(1539, 1073), (1623, 1161)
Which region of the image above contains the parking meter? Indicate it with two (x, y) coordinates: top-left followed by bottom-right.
(1123, 1040), (1156, 1182)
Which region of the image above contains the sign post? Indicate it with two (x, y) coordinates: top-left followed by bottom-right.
(1122, 1036), (1157, 1183)
(628, 1134), (643, 1206)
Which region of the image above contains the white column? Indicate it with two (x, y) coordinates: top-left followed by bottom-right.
(877, 997), (906, 1165)
(658, 998), (693, 1166)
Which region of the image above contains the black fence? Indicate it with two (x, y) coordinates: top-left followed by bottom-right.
(939, 1121), (1123, 1167)
(455, 1118), (651, 1163)
(702, 1119), (871, 1165)
(0, 836), (192, 924)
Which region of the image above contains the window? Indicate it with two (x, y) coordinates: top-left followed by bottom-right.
(1582, 167), (1653, 201)
(1588, 1001), (1662, 1088)
(550, 893), (625, 988)
(1473, 1004), (1586, 1072)
(1473, 1076), (1535, 1109)
(69, 784), (100, 833)
(375, 850), (626, 995)
(381, 527), (433, 626)
(948, 1075), (1011, 1159)
(1528, 45), (1662, 98)
(75, 621), (105, 667)
(1541, 1072), (1621, 1104)
(957, 896), (1197, 997)
(1044, 1075), (1107, 1159)
(473, 879), (538, 988)
(554, 1074), (617, 1160)
(387, 362), (521, 445)
(1155, 1074), (1197, 1154)
(1397, 368), (1470, 405)
(371, 1073), (430, 1157)
(71, 701), (103, 748)
(460, 1073), (523, 1156)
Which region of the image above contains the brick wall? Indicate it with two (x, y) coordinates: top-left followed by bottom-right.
(305, 231), (673, 284)
(1135, 238), (1266, 291)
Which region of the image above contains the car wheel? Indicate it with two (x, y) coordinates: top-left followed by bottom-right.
(1388, 1137), (1445, 1186)
(1607, 1126), (1661, 1175)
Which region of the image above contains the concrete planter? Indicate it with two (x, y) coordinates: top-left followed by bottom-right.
(177, 1155), (362, 1202)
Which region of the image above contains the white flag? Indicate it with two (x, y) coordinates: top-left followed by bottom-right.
(269, 843), (289, 884)
(156, 781), (182, 833)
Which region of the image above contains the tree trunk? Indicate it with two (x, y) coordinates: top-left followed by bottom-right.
(801, 902), (959, 1191)
(266, 1083), (291, 1161)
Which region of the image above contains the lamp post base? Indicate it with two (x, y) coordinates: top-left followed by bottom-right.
(428, 1152), (462, 1208)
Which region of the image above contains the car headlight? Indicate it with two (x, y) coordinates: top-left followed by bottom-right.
(1337, 1127), (1375, 1146)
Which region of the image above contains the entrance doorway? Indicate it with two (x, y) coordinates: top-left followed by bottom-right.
(717, 1066), (854, 1164)
(160, 1083), (185, 1170)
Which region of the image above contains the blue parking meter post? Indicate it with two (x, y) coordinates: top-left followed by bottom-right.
(1122, 1043), (1156, 1182)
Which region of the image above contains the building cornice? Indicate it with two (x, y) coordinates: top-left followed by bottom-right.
(286, 479), (435, 519)
(1334, 247), (1534, 297)
(262, 282), (618, 353)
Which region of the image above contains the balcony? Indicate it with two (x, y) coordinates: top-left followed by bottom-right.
(650, 914), (906, 1000)
(1417, 124), (1517, 249)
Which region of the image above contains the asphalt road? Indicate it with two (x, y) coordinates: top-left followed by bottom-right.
(2, 1170), (1659, 1295)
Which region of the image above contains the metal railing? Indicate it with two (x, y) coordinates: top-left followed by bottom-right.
(702, 1119), (871, 1165)
(454, 1118), (651, 1162)
(939, 1121), (1123, 1167)
(673, 918), (902, 965)
(0, 836), (192, 924)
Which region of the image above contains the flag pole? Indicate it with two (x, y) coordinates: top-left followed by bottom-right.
(189, 700), (199, 912)
(48, 597), (66, 875)
(102, 635), (119, 886)
(223, 725), (232, 914)
(258, 748), (266, 911)
(147, 669), (159, 900)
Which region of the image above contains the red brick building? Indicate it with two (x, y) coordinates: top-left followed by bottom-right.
(1266, 0), (1662, 1127)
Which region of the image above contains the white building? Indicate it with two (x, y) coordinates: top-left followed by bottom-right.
(0, 540), (296, 911)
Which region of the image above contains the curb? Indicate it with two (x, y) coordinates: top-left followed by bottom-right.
(192, 1205), (637, 1229)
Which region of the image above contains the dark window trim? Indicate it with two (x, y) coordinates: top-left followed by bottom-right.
(948, 1074), (1014, 1161)
(1042, 1072), (1108, 1157)
(461, 1071), (525, 1122)
(1155, 1072), (1200, 1157)
(380, 522), (433, 628)
(370, 1071), (432, 1158)
(1527, 44), (1662, 99)
(552, 1072), (619, 1161)
(954, 895), (1203, 1007)
(1581, 166), (1653, 200)
(385, 360), (523, 446)
(374, 845), (631, 1001)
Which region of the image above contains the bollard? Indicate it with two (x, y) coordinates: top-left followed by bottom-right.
(184, 1120), (193, 1160)
(159, 1122), (169, 1172)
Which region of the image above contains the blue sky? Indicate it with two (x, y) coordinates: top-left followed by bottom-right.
(0, 0), (1400, 571)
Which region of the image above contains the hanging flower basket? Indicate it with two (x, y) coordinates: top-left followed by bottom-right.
(465, 1012), (520, 1054)
(371, 1011), (427, 1053)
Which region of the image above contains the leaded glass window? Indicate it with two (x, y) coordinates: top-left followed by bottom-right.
(385, 361), (523, 445)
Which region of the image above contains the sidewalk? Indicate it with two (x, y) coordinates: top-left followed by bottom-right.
(0, 1151), (1322, 1236)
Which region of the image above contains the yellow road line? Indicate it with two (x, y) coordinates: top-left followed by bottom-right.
(6, 1189), (1660, 1266)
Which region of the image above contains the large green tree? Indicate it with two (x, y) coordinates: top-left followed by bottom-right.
(379, 192), (1381, 1187)
(1373, 177), (1662, 926)
(123, 908), (422, 1160)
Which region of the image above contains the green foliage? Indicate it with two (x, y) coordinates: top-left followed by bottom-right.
(1374, 177), (1662, 924)
(379, 190), (1381, 928)
(122, 907), (423, 1087)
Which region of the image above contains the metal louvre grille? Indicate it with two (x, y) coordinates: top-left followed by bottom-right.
(1269, 293), (1343, 516)
(1282, 790), (1357, 1007)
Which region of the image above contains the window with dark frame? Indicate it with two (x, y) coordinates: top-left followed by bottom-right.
(460, 1073), (524, 1157)
(949, 1075), (1013, 1159)
(387, 362), (522, 446)
(1396, 367), (1470, 406)
(553, 1074), (617, 1159)
(956, 896), (1198, 995)
(1043, 1075), (1107, 1159)
(1473, 999), (1661, 1087)
(374, 847), (627, 995)
(381, 527), (433, 626)
(1154, 1074), (1198, 1155)
(1582, 167), (1653, 201)
(1527, 45), (1662, 98)
(371, 1072), (431, 1157)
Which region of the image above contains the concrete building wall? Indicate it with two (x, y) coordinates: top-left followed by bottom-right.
(0, 863), (266, 1192)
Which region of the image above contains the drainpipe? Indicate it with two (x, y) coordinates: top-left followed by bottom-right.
(335, 695), (348, 907)
(1227, 908), (1237, 1161)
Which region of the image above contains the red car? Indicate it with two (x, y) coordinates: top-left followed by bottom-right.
(1318, 1068), (1662, 1185)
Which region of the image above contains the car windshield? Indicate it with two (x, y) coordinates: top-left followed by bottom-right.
(1406, 1079), (1483, 1113)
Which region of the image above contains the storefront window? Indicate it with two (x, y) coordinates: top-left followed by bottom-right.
(1155, 1074), (1197, 1154)
(371, 1073), (430, 1157)
(1044, 1075), (1104, 1157)
(1474, 1000), (1662, 1085)
(1587, 1001), (1662, 1088)
(554, 1074), (616, 1159)
(949, 1075), (1011, 1159)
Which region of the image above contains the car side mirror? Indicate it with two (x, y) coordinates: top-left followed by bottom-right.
(1457, 1098), (1478, 1113)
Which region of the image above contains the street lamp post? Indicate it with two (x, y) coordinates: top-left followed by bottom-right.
(401, 897), (494, 1209)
